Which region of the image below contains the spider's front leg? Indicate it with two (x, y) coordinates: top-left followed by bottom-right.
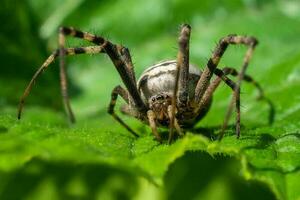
(168, 24), (191, 143)
(19, 27), (148, 127)
(58, 30), (75, 123)
(194, 34), (258, 139)
(58, 27), (147, 122)
(177, 24), (191, 107)
(18, 46), (105, 120)
(147, 110), (162, 142)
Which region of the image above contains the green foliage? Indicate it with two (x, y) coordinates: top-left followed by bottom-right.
(0, 0), (300, 199)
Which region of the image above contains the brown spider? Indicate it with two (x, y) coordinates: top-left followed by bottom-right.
(18, 24), (271, 143)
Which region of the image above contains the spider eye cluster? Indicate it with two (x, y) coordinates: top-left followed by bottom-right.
(151, 94), (170, 102)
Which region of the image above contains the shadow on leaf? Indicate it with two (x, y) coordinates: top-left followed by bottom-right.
(0, 158), (140, 200)
(164, 151), (276, 200)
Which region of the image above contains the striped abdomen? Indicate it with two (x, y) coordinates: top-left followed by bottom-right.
(137, 60), (201, 104)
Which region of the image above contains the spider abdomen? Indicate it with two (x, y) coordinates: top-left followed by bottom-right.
(137, 60), (201, 104)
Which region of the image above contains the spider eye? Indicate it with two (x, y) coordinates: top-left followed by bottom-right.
(151, 97), (155, 102)
(156, 95), (164, 100)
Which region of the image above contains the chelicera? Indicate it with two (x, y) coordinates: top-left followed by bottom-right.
(18, 24), (271, 143)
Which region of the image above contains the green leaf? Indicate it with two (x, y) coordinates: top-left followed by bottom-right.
(1, 0), (300, 199)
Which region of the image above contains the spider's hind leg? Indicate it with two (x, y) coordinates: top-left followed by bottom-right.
(197, 68), (240, 139)
(194, 34), (258, 139)
(222, 67), (275, 124)
(198, 66), (272, 139)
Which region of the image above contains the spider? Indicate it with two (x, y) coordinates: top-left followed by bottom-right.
(18, 24), (271, 143)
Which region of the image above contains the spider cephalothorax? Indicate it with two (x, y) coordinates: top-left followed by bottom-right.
(18, 24), (272, 143)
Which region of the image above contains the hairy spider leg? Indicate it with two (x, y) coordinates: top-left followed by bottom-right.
(110, 45), (150, 137)
(147, 110), (162, 142)
(168, 24), (191, 143)
(119, 47), (136, 86)
(108, 85), (139, 137)
(59, 31), (75, 123)
(222, 67), (274, 123)
(194, 34), (258, 139)
(219, 66), (274, 140)
(198, 66), (273, 139)
(223, 67), (275, 124)
(220, 40), (257, 139)
(167, 105), (183, 136)
(199, 68), (237, 113)
(18, 27), (147, 131)
(58, 27), (147, 118)
(18, 46), (104, 120)
(177, 24), (191, 107)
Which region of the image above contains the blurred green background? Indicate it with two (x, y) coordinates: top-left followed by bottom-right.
(1, 0), (300, 199)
